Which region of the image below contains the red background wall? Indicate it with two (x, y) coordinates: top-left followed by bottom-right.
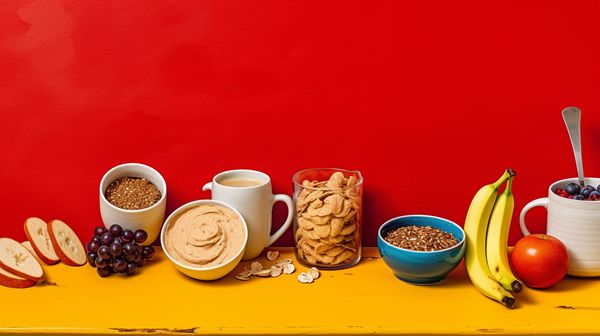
(1, 0), (599, 247)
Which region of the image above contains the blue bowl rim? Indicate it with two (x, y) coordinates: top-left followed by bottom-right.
(378, 214), (465, 254)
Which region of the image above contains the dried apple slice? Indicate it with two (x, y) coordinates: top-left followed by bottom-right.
(0, 265), (36, 289)
(0, 238), (43, 281)
(24, 217), (60, 265)
(47, 219), (87, 266)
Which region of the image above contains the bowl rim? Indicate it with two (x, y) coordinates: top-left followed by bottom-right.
(160, 199), (249, 272)
(100, 163), (167, 213)
(378, 214), (465, 254)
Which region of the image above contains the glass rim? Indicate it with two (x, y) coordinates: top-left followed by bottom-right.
(292, 168), (363, 191)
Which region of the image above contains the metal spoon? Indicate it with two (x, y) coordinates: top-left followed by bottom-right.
(562, 107), (585, 186)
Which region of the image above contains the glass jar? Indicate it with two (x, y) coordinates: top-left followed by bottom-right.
(292, 168), (363, 270)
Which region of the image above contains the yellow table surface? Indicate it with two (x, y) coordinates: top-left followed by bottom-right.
(1, 247), (598, 336)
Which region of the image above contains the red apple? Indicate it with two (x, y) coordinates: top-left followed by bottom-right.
(511, 234), (569, 288)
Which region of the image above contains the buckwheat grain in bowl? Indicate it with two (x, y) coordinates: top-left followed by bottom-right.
(383, 225), (459, 251)
(377, 215), (466, 285)
(161, 200), (248, 281)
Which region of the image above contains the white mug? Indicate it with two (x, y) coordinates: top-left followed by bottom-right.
(202, 170), (293, 260)
(520, 177), (600, 277)
(99, 163), (167, 245)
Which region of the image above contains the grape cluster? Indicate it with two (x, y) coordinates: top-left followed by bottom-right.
(85, 224), (155, 277)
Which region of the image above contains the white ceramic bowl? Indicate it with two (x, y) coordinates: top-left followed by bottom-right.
(99, 163), (167, 244)
(160, 199), (248, 281)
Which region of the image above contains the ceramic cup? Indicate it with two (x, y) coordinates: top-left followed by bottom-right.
(99, 163), (167, 244)
(520, 177), (600, 277)
(202, 170), (293, 260)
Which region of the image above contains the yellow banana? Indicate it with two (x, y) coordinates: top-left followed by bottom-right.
(464, 169), (515, 308)
(486, 176), (523, 293)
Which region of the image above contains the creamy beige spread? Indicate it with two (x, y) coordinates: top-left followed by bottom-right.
(165, 204), (245, 268)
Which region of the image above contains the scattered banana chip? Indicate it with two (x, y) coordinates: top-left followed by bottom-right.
(255, 269), (271, 277)
(283, 263), (295, 274)
(235, 269), (253, 281)
(270, 266), (283, 277)
(308, 267), (320, 280)
(267, 251), (279, 261)
(251, 261), (263, 274)
(275, 258), (293, 267)
(298, 272), (313, 284)
(236, 257), (296, 281)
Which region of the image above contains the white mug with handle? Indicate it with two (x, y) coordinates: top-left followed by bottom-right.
(520, 177), (600, 277)
(203, 170), (293, 261)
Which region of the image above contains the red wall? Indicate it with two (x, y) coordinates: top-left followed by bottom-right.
(1, 0), (599, 247)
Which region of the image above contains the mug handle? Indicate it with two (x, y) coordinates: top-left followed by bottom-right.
(519, 198), (548, 236)
(265, 194), (293, 247)
(202, 182), (212, 191)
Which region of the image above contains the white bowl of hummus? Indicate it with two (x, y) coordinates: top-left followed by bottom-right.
(160, 199), (248, 281)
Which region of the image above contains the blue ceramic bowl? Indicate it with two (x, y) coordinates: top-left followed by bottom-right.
(377, 215), (466, 285)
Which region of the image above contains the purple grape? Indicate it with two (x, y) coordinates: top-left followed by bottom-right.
(87, 241), (99, 253)
(94, 226), (107, 237)
(91, 236), (102, 245)
(121, 230), (134, 243)
(97, 245), (111, 259)
(87, 252), (98, 267)
(134, 230), (148, 244)
(142, 246), (155, 259)
(110, 242), (123, 257)
(95, 256), (108, 268)
(100, 232), (114, 246)
(114, 258), (127, 271)
(109, 224), (123, 237)
(136, 257), (145, 268)
(113, 237), (123, 246)
(97, 267), (110, 277)
(123, 243), (137, 256)
(125, 263), (137, 275)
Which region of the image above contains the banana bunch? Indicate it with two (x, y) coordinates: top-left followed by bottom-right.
(463, 169), (523, 309)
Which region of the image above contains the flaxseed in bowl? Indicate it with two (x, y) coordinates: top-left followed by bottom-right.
(377, 215), (465, 285)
